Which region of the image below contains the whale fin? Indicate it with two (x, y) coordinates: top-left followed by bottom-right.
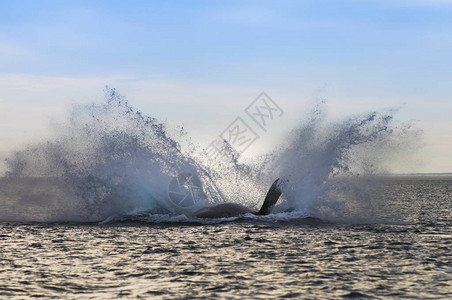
(256, 178), (282, 215)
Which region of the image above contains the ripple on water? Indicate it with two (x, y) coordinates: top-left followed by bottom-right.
(1, 178), (451, 298)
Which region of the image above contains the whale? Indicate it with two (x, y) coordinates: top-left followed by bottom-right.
(193, 179), (282, 218)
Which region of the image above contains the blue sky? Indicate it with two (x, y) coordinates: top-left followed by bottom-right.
(1, 0), (452, 172)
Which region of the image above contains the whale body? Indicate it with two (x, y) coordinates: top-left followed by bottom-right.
(193, 179), (283, 219)
(193, 203), (253, 218)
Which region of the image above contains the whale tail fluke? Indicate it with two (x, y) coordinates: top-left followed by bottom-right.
(256, 178), (282, 215)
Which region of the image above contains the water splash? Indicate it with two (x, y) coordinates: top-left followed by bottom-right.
(1, 87), (220, 221)
(268, 102), (421, 223)
(0, 88), (421, 223)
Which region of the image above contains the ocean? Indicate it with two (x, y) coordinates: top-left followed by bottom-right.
(1, 89), (450, 298)
(1, 176), (451, 299)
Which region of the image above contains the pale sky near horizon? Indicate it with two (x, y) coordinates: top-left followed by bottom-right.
(1, 0), (452, 173)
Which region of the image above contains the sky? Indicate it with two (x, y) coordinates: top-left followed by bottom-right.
(1, 0), (452, 173)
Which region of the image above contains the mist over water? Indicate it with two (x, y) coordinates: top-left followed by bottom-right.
(0, 88), (420, 223)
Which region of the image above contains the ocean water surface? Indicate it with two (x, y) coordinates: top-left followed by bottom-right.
(1, 177), (451, 299)
(1, 89), (450, 298)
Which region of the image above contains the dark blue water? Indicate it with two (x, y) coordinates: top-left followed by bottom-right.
(1, 176), (451, 299)
(1, 89), (449, 298)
